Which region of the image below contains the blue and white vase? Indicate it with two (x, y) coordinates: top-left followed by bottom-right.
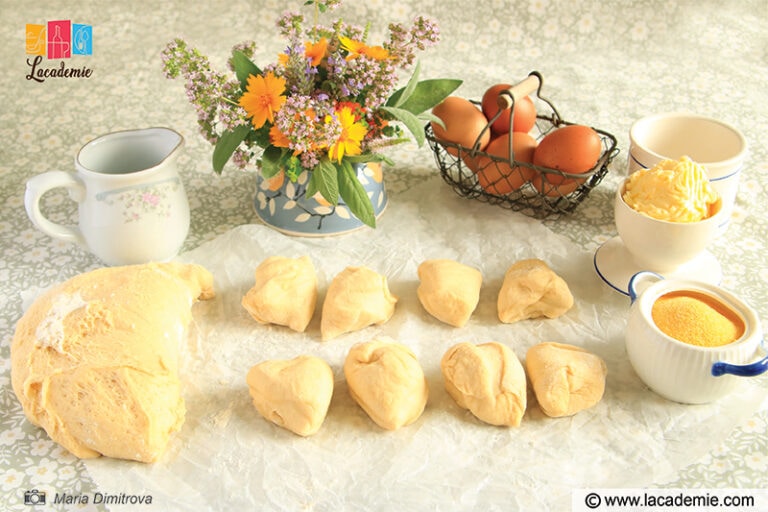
(253, 162), (388, 236)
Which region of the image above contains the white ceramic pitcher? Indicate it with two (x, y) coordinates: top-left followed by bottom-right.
(25, 127), (190, 266)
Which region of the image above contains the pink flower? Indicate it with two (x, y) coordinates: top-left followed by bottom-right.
(142, 193), (160, 206)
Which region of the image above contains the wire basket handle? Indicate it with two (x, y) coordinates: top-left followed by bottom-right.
(497, 73), (541, 110)
(497, 71), (562, 126)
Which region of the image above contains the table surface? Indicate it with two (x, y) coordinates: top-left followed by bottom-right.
(1, 0), (767, 510)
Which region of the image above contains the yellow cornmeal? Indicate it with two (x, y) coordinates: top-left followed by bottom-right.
(651, 291), (744, 347)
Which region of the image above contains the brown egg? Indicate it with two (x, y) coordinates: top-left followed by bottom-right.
(532, 125), (602, 197)
(481, 83), (537, 135)
(431, 96), (491, 157)
(468, 132), (537, 195)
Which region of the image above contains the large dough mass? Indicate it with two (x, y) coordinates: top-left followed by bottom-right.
(10, 262), (214, 462)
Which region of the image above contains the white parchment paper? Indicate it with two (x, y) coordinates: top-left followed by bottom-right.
(84, 177), (765, 511)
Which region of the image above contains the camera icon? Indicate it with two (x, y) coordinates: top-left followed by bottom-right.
(24, 489), (46, 505)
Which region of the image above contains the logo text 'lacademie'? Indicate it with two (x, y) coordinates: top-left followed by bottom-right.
(25, 20), (94, 83)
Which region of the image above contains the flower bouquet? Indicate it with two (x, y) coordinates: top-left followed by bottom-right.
(162, 0), (461, 229)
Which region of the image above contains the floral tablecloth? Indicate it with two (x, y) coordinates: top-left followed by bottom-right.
(1, 0), (767, 510)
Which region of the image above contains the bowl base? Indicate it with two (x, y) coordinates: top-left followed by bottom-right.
(594, 236), (722, 295)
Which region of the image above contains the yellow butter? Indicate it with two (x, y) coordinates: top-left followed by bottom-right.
(623, 156), (719, 222)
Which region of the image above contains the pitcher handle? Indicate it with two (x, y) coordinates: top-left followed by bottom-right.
(24, 171), (87, 247)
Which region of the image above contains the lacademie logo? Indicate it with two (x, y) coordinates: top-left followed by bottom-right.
(25, 20), (94, 83)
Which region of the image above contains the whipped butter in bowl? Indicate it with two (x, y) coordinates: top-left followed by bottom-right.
(614, 156), (724, 273)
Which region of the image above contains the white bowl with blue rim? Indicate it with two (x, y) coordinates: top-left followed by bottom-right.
(627, 112), (747, 236)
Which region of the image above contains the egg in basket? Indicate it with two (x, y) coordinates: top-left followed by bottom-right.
(425, 71), (619, 218)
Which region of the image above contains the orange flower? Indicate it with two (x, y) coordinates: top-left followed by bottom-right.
(360, 45), (390, 61)
(328, 105), (368, 163)
(238, 72), (287, 129)
(339, 36), (391, 61)
(339, 36), (365, 59)
(269, 125), (290, 148)
(304, 38), (328, 66)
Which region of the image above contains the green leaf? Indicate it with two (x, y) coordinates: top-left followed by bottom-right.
(338, 161), (375, 228)
(380, 106), (426, 147)
(260, 145), (284, 178)
(392, 61), (421, 108)
(250, 124), (272, 149)
(308, 158), (340, 206)
(212, 124), (250, 174)
(386, 78), (463, 115)
(419, 111), (447, 129)
(345, 153), (395, 166)
(232, 50), (262, 90)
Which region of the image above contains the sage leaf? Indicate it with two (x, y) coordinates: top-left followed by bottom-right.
(380, 106), (426, 147)
(232, 50), (262, 90)
(420, 111), (447, 129)
(393, 61), (421, 108)
(386, 78), (463, 115)
(212, 124), (250, 174)
(308, 158), (340, 206)
(338, 161), (375, 228)
(345, 153), (395, 166)
(260, 145), (284, 178)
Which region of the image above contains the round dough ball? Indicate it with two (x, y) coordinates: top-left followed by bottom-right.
(441, 341), (527, 427)
(497, 259), (573, 324)
(246, 355), (334, 436)
(525, 342), (607, 417)
(417, 259), (482, 327)
(321, 266), (397, 341)
(344, 340), (428, 430)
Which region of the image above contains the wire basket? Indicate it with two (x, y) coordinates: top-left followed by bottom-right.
(425, 71), (619, 219)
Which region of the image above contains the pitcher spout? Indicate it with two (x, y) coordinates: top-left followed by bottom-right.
(76, 127), (184, 175)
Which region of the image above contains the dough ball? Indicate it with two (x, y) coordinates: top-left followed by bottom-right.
(242, 255), (317, 332)
(417, 259), (482, 327)
(10, 262), (215, 462)
(320, 266), (397, 341)
(497, 259), (573, 324)
(246, 355), (334, 437)
(344, 340), (428, 430)
(441, 341), (527, 427)
(525, 342), (607, 417)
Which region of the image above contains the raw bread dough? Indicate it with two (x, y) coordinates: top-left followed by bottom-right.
(497, 259), (573, 324)
(417, 259), (482, 327)
(525, 342), (607, 417)
(241, 255), (318, 332)
(10, 262), (215, 462)
(320, 266), (397, 341)
(344, 340), (428, 430)
(441, 341), (527, 427)
(246, 355), (334, 436)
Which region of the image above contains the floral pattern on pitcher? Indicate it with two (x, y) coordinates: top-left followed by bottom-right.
(96, 178), (182, 223)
